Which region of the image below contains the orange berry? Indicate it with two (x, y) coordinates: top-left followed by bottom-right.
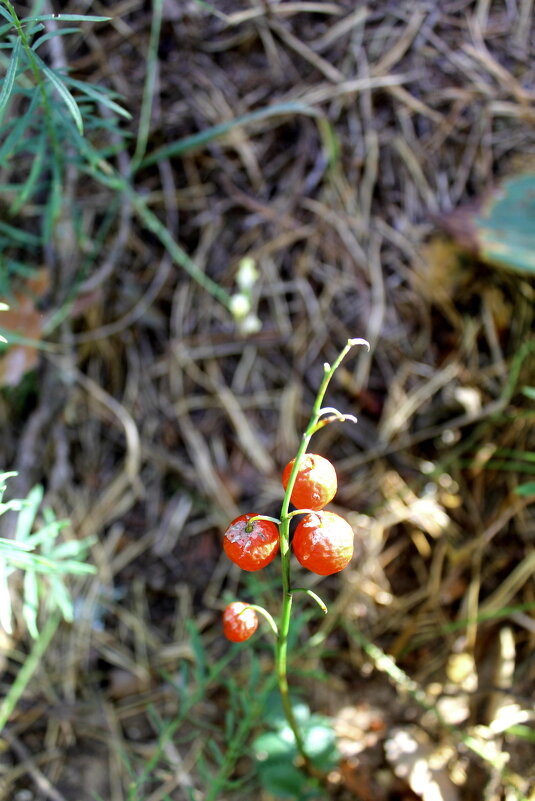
(282, 454), (337, 511)
(223, 602), (258, 642)
(223, 513), (279, 572)
(292, 511), (354, 575)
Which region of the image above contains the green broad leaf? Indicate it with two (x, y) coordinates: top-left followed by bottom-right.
(302, 715), (339, 768)
(0, 36), (21, 119)
(262, 691), (310, 731)
(35, 58), (84, 134)
(253, 726), (331, 800)
(254, 702), (339, 798)
(253, 729), (298, 762)
(515, 481), (535, 497)
(256, 761), (309, 798)
(23, 569), (39, 638)
(476, 174), (535, 274)
(521, 386), (535, 401)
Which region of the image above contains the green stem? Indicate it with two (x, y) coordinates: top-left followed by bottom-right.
(275, 338), (368, 771)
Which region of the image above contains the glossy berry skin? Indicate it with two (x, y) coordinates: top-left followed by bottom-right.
(223, 513), (279, 571)
(223, 602), (258, 642)
(292, 511), (354, 575)
(282, 453), (337, 511)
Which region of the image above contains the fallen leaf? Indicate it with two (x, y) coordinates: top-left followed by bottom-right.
(0, 269), (50, 387)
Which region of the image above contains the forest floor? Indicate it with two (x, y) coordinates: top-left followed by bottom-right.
(1, 1), (534, 800)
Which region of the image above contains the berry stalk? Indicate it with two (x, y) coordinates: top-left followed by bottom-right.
(275, 338), (369, 769)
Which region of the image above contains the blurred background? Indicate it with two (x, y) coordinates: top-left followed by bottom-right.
(0, 1), (534, 799)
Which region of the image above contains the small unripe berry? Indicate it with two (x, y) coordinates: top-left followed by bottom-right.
(223, 602), (258, 642)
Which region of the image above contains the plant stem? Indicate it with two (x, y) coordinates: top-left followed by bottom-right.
(275, 338), (368, 771)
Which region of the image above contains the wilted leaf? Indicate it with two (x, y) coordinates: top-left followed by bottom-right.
(439, 173), (535, 275)
(0, 269), (49, 387)
(476, 174), (535, 274)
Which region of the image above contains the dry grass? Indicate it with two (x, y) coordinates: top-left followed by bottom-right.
(1, 1), (534, 799)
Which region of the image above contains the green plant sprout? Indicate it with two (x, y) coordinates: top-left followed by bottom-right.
(221, 338), (369, 787)
(0, 474), (96, 638)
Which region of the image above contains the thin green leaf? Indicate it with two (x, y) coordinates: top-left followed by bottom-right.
(131, 0), (163, 167)
(35, 58), (83, 134)
(15, 485), (42, 541)
(0, 557), (12, 633)
(139, 101), (320, 168)
(46, 558), (96, 575)
(0, 328), (60, 351)
(24, 14), (111, 22)
(0, 537), (35, 552)
(0, 220), (40, 246)
(0, 500), (29, 515)
(0, 36), (21, 117)
(0, 91), (39, 162)
(31, 26), (80, 51)
(0, 614), (60, 733)
(63, 75), (131, 119)
(0, 6), (13, 24)
(22, 22), (45, 38)
(207, 738), (225, 766)
(10, 129), (46, 213)
(505, 725), (535, 743)
(6, 551), (58, 572)
(48, 535), (96, 560)
(48, 574), (73, 622)
(23, 569), (39, 638)
(493, 448), (535, 463)
(186, 620), (206, 683)
(43, 158), (63, 243)
(0, 471), (17, 487)
(26, 520), (69, 550)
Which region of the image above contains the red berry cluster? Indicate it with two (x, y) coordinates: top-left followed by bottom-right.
(222, 454), (354, 641)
